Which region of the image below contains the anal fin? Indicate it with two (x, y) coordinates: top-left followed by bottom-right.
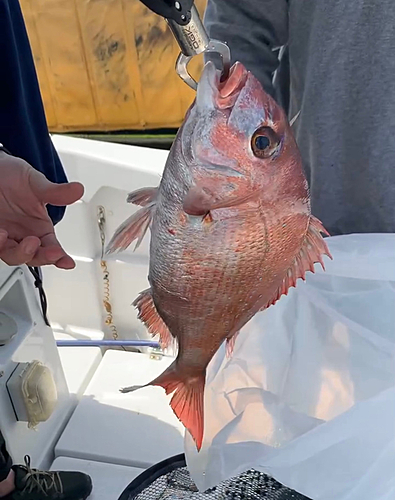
(133, 288), (176, 351)
(262, 215), (332, 311)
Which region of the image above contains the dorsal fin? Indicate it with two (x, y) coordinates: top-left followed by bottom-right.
(225, 331), (240, 358)
(262, 216), (332, 311)
(290, 110), (301, 127)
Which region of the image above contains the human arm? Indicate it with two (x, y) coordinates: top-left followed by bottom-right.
(0, 0), (84, 268)
(0, 149), (83, 269)
(0, 0), (73, 227)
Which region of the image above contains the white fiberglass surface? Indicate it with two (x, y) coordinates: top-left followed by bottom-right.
(44, 136), (167, 341)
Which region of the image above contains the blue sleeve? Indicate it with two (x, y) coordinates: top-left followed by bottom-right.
(0, 0), (67, 225)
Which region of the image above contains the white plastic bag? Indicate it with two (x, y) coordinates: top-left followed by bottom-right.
(185, 234), (395, 500)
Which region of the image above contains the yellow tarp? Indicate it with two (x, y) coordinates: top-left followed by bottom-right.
(20, 0), (206, 132)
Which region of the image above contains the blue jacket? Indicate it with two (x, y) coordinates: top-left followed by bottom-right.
(0, 0), (67, 225)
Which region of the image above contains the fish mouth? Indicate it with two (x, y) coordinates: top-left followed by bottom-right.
(217, 62), (249, 107)
(191, 61), (249, 179)
(196, 61), (249, 112)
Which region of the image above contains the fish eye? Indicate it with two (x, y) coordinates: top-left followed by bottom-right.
(251, 126), (281, 158)
(254, 135), (270, 150)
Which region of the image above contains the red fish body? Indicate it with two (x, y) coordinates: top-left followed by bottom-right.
(107, 61), (331, 451)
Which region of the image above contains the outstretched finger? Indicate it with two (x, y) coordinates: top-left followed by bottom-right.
(26, 246), (75, 269)
(36, 233), (76, 269)
(30, 169), (84, 207)
(0, 230), (8, 251)
(0, 236), (41, 266)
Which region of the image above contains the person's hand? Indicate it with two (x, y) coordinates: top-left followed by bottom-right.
(0, 151), (84, 269)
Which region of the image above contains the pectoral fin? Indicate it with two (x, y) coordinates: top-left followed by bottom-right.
(183, 184), (259, 216)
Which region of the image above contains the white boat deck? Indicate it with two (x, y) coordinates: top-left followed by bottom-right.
(52, 347), (183, 497)
(56, 341), (102, 402)
(55, 350), (184, 468)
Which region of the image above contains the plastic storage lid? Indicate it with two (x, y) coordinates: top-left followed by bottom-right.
(21, 360), (58, 427)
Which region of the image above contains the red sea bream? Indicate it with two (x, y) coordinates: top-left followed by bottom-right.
(106, 61), (332, 451)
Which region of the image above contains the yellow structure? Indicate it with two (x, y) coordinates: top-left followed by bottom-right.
(20, 0), (206, 132)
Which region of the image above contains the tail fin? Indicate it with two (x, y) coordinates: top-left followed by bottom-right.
(153, 364), (205, 451)
(121, 362), (205, 451)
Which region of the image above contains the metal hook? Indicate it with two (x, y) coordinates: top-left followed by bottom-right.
(176, 39), (231, 91)
(176, 53), (197, 90)
(97, 206), (106, 259)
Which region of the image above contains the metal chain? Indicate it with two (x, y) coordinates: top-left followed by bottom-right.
(97, 206), (118, 340)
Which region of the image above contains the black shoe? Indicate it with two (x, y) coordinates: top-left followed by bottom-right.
(6, 456), (92, 500)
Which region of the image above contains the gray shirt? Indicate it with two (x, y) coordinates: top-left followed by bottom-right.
(205, 0), (395, 236)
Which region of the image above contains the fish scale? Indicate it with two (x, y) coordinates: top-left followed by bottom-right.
(107, 60), (332, 451)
